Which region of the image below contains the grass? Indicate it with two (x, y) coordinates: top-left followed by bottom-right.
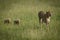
(0, 0), (60, 40)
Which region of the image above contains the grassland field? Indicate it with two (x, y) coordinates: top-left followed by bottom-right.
(0, 0), (60, 40)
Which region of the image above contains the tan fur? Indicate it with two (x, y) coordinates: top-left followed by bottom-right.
(47, 17), (51, 23)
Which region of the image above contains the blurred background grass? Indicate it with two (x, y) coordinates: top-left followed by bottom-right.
(0, 0), (60, 40)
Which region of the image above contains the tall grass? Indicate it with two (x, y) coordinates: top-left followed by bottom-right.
(0, 0), (60, 40)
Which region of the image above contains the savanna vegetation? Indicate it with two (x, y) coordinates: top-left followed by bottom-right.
(0, 0), (60, 40)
